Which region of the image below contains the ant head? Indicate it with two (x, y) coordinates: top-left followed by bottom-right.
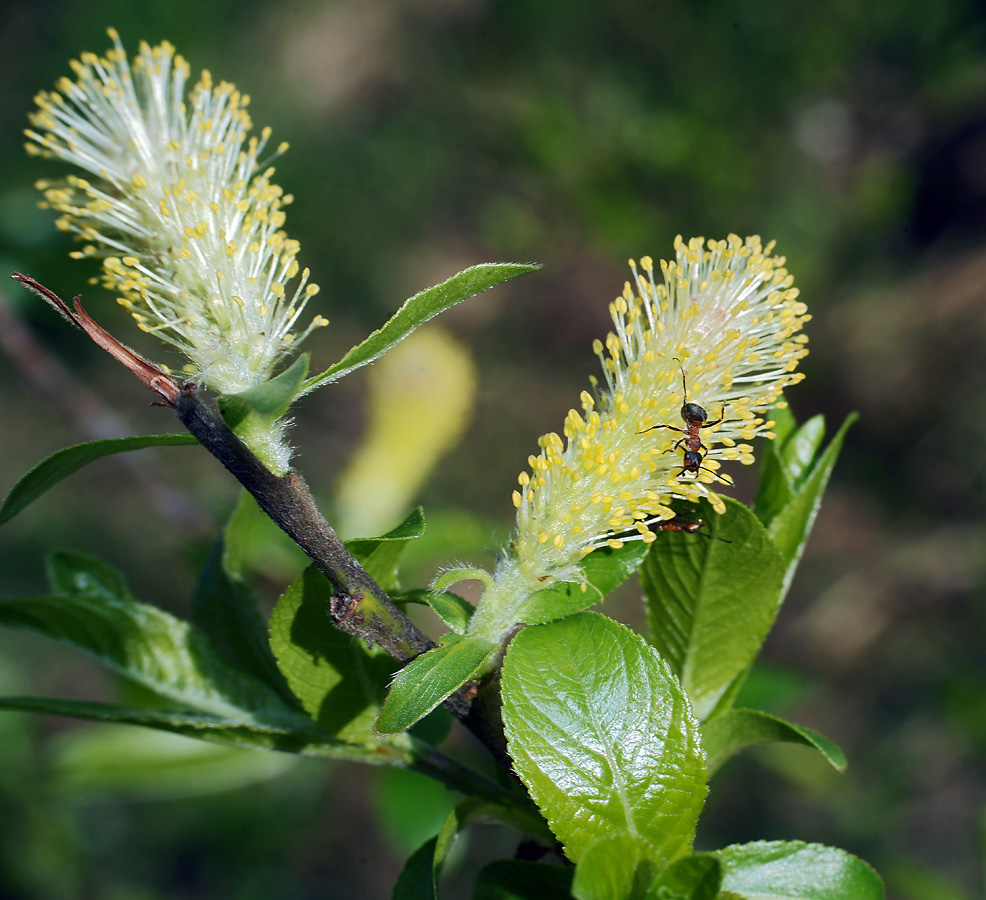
(681, 449), (703, 471)
(680, 518), (704, 533)
(681, 402), (707, 425)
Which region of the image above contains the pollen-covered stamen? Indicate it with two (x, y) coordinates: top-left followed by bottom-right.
(25, 29), (324, 398)
(469, 234), (810, 643)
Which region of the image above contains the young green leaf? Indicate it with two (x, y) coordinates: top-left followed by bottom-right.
(303, 263), (538, 393)
(767, 413), (857, 600)
(346, 507), (427, 593)
(376, 633), (499, 734)
(394, 589), (474, 634)
(644, 853), (720, 900)
(716, 840), (884, 900)
(753, 413), (824, 527)
(473, 861), (575, 900)
(0, 433), (197, 526)
(702, 708), (846, 776)
(519, 541), (651, 625)
(501, 612), (707, 863)
(268, 564), (397, 743)
(573, 833), (660, 900)
(639, 498), (786, 720)
(0, 552), (297, 724)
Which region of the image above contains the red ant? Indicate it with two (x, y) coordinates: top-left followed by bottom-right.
(638, 358), (733, 485)
(653, 515), (731, 543)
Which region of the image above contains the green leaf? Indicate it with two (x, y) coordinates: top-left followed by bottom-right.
(193, 537), (299, 707)
(754, 414), (826, 528)
(779, 415), (828, 487)
(639, 498), (786, 720)
(716, 840), (884, 900)
(216, 353), (310, 430)
(303, 263), (538, 392)
(473, 861), (575, 900)
(346, 507), (427, 593)
(645, 853), (721, 900)
(0, 696), (406, 765)
(376, 633), (499, 734)
(573, 834), (660, 900)
(519, 541), (651, 625)
(767, 414), (857, 601)
(221, 490), (308, 582)
(268, 564), (397, 743)
(391, 836), (440, 900)
(52, 724), (296, 799)
(0, 552), (297, 725)
(390, 796), (558, 900)
(0, 433), (197, 526)
(702, 708), (846, 777)
(501, 612), (706, 863)
(395, 589), (474, 634)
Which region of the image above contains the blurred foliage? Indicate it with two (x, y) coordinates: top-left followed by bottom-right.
(1, 1), (985, 898)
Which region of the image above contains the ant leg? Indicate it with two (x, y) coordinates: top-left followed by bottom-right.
(637, 423), (683, 436)
(699, 465), (733, 486)
(662, 436), (686, 456)
(672, 357), (688, 401)
(702, 406), (727, 429)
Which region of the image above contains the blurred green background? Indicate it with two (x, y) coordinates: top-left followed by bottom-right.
(1, 1), (985, 898)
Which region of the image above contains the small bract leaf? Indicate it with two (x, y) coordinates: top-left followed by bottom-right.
(754, 413), (825, 528)
(501, 612), (706, 863)
(217, 352), (310, 429)
(395, 589), (474, 634)
(716, 840), (884, 900)
(640, 498), (786, 720)
(303, 263), (538, 393)
(519, 542), (650, 625)
(0, 433), (197, 526)
(703, 708), (846, 776)
(376, 634), (499, 734)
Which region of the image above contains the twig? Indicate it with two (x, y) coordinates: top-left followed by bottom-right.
(9, 274), (509, 761)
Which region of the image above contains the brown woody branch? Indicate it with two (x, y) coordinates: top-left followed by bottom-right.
(10, 273), (507, 759)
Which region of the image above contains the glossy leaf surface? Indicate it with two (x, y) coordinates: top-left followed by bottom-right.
(501, 612), (706, 863)
(716, 840), (884, 899)
(702, 708), (846, 776)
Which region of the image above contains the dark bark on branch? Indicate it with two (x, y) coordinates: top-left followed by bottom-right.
(173, 387), (434, 662)
(11, 273), (510, 767)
